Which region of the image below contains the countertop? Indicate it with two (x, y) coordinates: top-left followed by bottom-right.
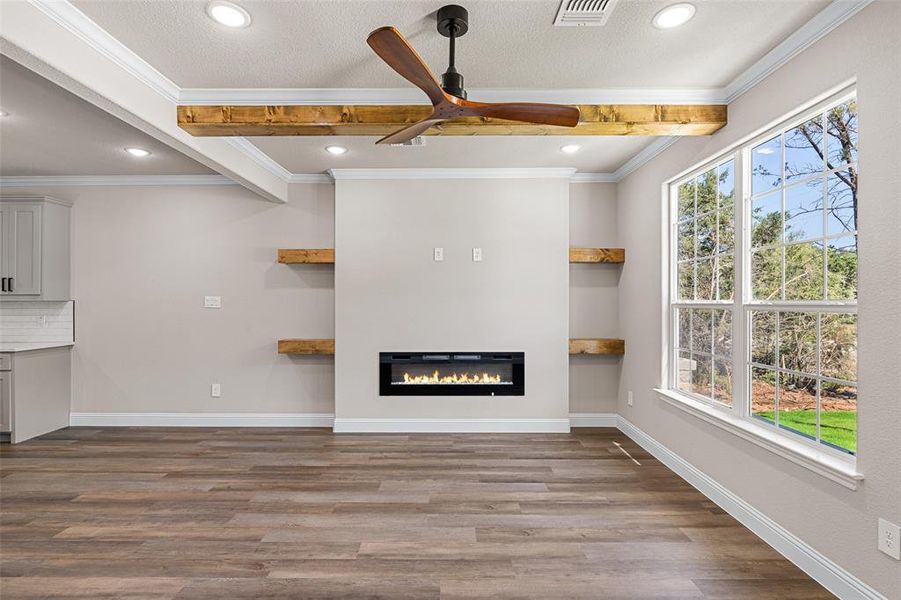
(0, 342), (75, 353)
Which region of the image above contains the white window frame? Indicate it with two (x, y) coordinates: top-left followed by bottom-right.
(657, 84), (863, 489)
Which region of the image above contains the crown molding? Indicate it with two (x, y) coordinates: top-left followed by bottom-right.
(224, 137), (292, 182)
(26, 0), (180, 103)
(287, 174), (333, 184)
(723, 0), (872, 102)
(570, 173), (618, 183)
(0, 175), (236, 187)
(611, 137), (679, 182)
(178, 87), (727, 106)
(328, 168), (578, 181)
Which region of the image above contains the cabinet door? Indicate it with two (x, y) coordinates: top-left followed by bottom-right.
(8, 203), (42, 295)
(0, 371), (11, 434)
(0, 206), (8, 287)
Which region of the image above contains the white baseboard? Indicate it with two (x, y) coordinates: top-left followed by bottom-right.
(615, 416), (885, 600)
(333, 417), (570, 433)
(69, 412), (335, 427)
(569, 412), (617, 427)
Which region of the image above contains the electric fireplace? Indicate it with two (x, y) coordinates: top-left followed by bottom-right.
(379, 352), (525, 396)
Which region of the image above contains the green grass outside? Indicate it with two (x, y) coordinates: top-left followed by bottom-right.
(752, 410), (856, 454)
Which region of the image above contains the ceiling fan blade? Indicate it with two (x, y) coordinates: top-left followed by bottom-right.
(466, 102), (581, 128)
(367, 26), (446, 106)
(376, 118), (444, 145)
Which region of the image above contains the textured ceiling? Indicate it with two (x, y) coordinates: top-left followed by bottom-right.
(72, 0), (829, 89)
(249, 135), (656, 173)
(0, 57), (212, 177)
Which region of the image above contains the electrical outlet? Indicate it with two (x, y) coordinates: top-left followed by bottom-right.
(472, 247), (483, 262)
(627, 391), (634, 406)
(210, 383), (221, 398)
(878, 518), (900, 559)
(433, 247), (444, 262)
(203, 296), (221, 309)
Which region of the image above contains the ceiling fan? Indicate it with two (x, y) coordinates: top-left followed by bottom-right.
(367, 4), (581, 145)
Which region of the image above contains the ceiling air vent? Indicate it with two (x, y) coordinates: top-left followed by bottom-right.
(554, 0), (620, 26)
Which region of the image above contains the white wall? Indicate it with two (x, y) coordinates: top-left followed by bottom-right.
(333, 177), (570, 425)
(616, 3), (900, 595)
(569, 182), (620, 414)
(2, 183), (336, 414)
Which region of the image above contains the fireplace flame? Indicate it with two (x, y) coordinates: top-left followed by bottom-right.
(401, 370), (503, 385)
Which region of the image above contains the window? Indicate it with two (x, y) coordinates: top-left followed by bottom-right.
(668, 91), (858, 458)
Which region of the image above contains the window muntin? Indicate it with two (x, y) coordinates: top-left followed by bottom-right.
(668, 92), (858, 457)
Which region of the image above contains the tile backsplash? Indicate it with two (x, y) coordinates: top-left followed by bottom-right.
(0, 301), (75, 343)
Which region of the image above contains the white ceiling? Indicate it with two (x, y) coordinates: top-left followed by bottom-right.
(0, 57), (212, 177)
(72, 0), (829, 89)
(249, 135), (656, 173)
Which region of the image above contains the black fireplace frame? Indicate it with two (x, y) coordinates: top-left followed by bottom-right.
(379, 352), (525, 396)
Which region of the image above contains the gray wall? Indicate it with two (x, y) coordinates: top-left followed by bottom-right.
(334, 177), (570, 423)
(569, 182), (620, 414)
(616, 3), (900, 595)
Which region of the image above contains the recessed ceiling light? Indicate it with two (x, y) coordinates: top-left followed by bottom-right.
(125, 147), (152, 158)
(325, 145), (348, 156)
(0, 110), (8, 117)
(652, 3), (696, 29)
(206, 1), (251, 28)
(560, 144), (581, 154)
(756, 147), (775, 155)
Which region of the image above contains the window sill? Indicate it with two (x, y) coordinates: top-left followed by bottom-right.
(653, 388), (863, 490)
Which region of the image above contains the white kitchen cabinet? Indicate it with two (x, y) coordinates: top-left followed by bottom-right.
(0, 196), (72, 300)
(0, 346), (71, 444)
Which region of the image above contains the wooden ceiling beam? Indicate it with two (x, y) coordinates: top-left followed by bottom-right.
(177, 104), (726, 137)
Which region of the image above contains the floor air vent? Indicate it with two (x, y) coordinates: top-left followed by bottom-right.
(554, 0), (620, 26)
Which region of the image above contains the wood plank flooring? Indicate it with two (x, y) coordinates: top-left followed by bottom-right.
(0, 427), (833, 599)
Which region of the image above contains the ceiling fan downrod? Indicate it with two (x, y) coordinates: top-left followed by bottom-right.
(436, 4), (468, 99)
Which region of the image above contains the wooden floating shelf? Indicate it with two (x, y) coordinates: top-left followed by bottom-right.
(278, 339), (335, 355)
(279, 248), (623, 265)
(569, 248), (625, 264)
(569, 338), (625, 355)
(278, 338), (624, 356)
(278, 249), (335, 264)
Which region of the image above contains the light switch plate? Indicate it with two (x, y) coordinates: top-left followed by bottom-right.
(878, 518), (900, 559)
(472, 247), (483, 262)
(433, 247), (444, 262)
(204, 296), (221, 308)
(210, 383), (221, 398)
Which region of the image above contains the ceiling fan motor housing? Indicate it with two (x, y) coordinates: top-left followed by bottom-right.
(437, 4), (469, 99)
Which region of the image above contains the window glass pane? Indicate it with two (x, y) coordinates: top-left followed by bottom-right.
(717, 207), (734, 253)
(718, 160), (735, 213)
(677, 308), (692, 350)
(820, 381), (856, 454)
(678, 220), (695, 260)
(696, 258), (715, 301)
(751, 311), (776, 366)
(696, 168), (717, 214)
(751, 247), (781, 300)
(717, 255), (734, 301)
(691, 355), (713, 399)
(785, 241), (824, 301)
(696, 212), (717, 258)
(820, 313), (857, 381)
(827, 170), (857, 235)
(751, 367), (776, 424)
(784, 115), (824, 181)
(784, 178), (824, 242)
(752, 136), (782, 194)
(751, 191), (782, 247)
(778, 312), (818, 375)
(691, 309), (712, 353)
(713, 359), (733, 406)
(778, 373), (817, 440)
(713, 310), (732, 357)
(678, 180), (695, 221)
(678, 261), (694, 300)
(677, 351), (693, 394)
(827, 236), (857, 300)
(826, 99), (857, 167)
